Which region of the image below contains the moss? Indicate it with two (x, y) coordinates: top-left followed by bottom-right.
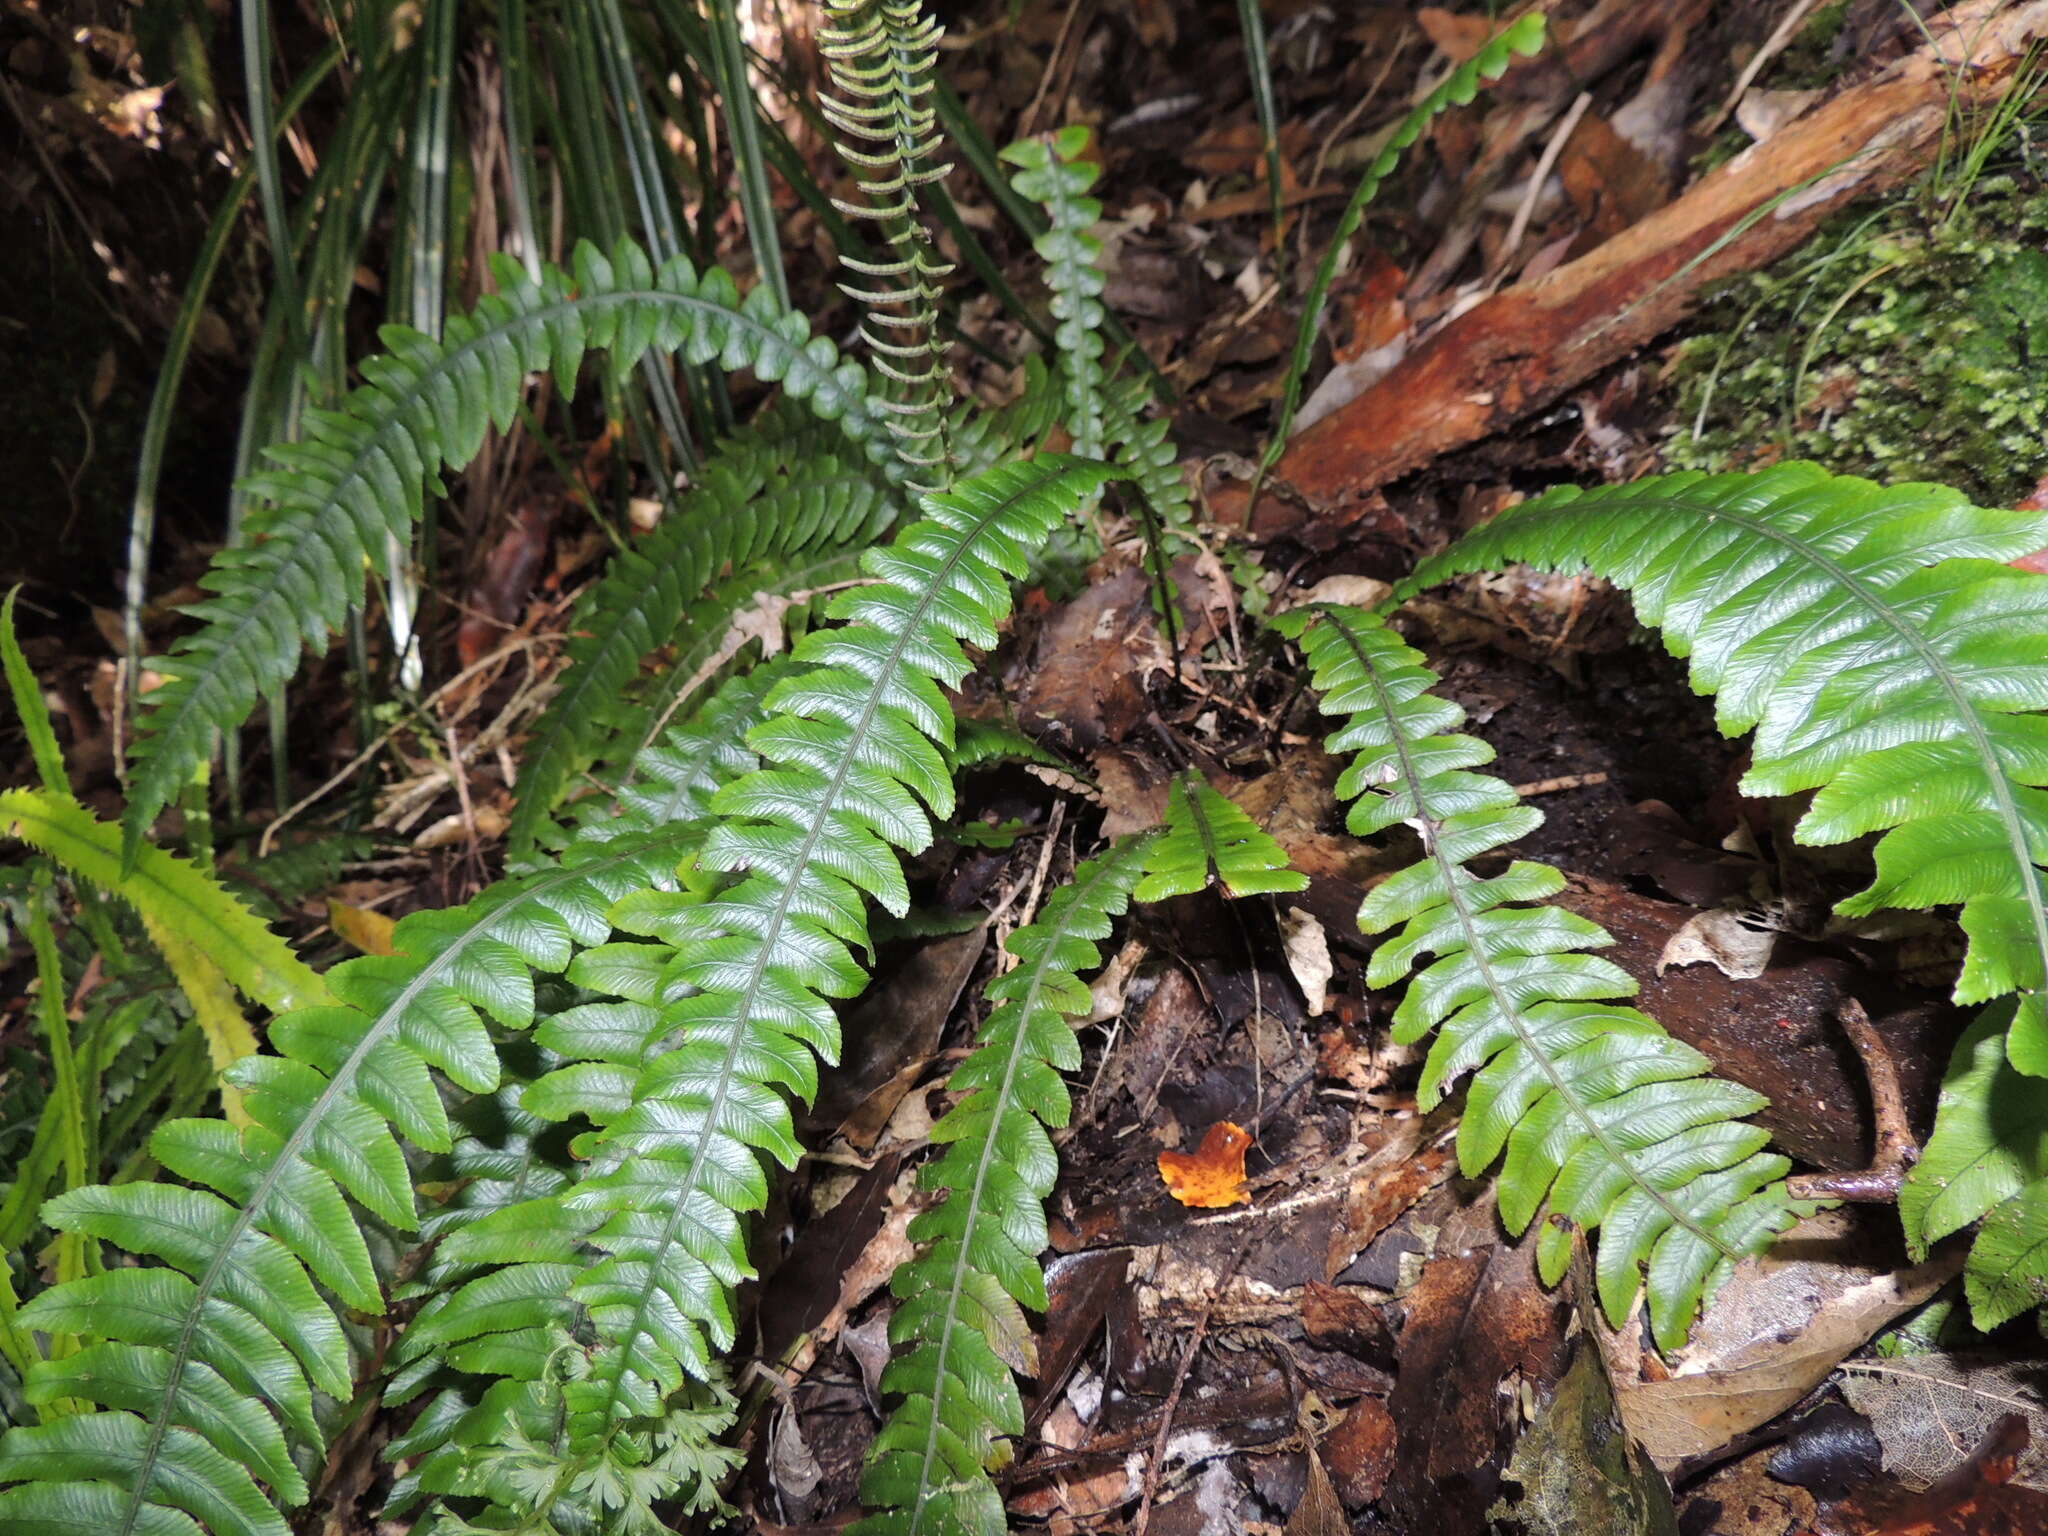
(1666, 181), (2048, 506)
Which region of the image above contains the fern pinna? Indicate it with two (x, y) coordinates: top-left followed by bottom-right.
(375, 455), (1123, 1531)
(1408, 466), (2048, 1330)
(856, 835), (1152, 1534)
(1276, 605), (1801, 1347)
(122, 238), (900, 863)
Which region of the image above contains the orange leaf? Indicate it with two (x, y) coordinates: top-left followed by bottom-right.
(1158, 1121), (1252, 1209)
(328, 900), (397, 956)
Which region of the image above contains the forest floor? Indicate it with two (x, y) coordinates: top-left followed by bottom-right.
(5, 0), (2048, 1532)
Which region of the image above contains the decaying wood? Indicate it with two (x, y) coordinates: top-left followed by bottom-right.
(1270, 0), (2048, 512)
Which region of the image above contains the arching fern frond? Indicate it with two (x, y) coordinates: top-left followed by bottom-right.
(821, 0), (956, 487)
(1137, 772), (1306, 902)
(393, 455), (1124, 1529)
(0, 827), (699, 1536)
(855, 834), (1153, 1535)
(1403, 465), (2048, 1075)
(509, 421), (899, 850)
(126, 238), (898, 860)
(1277, 605), (1799, 1347)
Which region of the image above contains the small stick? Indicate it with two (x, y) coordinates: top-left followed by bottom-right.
(1788, 998), (1919, 1203)
(1132, 1227), (1258, 1534)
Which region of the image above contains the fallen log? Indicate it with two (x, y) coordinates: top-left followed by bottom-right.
(1269, 0), (2048, 514)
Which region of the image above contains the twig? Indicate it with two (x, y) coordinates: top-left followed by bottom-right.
(1132, 1227), (1259, 1535)
(1787, 998), (1919, 1203)
(1510, 770), (1609, 796)
(1704, 0), (1827, 134)
(1494, 90), (1592, 285)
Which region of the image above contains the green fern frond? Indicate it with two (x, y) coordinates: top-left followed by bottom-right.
(1404, 464), (2048, 1075)
(0, 828), (699, 1536)
(0, 790), (328, 1018)
(1137, 772), (1307, 901)
(510, 422), (900, 850)
(1001, 126), (1106, 463)
(1255, 12), (1544, 498)
(821, 0), (956, 487)
(1901, 1004), (2048, 1328)
(1278, 605), (1799, 1347)
(125, 238), (899, 860)
(393, 455), (1123, 1527)
(855, 834), (1153, 1535)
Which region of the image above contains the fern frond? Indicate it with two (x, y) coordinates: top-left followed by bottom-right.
(856, 835), (1152, 1535)
(0, 828), (699, 1536)
(821, 0), (956, 487)
(509, 422), (899, 850)
(1901, 1003), (2048, 1328)
(1001, 127), (1106, 462)
(1278, 605), (1799, 1346)
(1255, 12), (1544, 498)
(0, 790), (328, 1017)
(1404, 465), (2048, 1075)
(126, 238), (898, 859)
(395, 456), (1123, 1528)
(1137, 772), (1307, 902)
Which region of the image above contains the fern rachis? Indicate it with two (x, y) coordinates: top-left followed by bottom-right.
(1279, 604), (1799, 1345)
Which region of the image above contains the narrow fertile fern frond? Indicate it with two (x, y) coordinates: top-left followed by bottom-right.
(396, 456), (1123, 1528)
(0, 828), (699, 1536)
(126, 238), (898, 859)
(1256, 12), (1544, 495)
(509, 421), (899, 850)
(1001, 127), (1106, 462)
(1137, 772), (1307, 901)
(1279, 606), (1799, 1347)
(856, 835), (1153, 1535)
(822, 0), (956, 487)
(1405, 465), (2048, 1075)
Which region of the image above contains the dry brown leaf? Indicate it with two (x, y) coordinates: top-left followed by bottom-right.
(1611, 1210), (1961, 1467)
(1280, 907), (1333, 1016)
(1840, 1355), (2048, 1491)
(1158, 1120), (1251, 1208)
(1287, 1442), (1349, 1536)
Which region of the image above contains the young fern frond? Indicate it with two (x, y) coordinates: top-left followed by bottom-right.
(821, 0), (956, 488)
(1277, 605), (1800, 1347)
(1000, 127), (1106, 463)
(125, 238), (899, 860)
(1254, 13), (1545, 501)
(855, 834), (1153, 1536)
(508, 420), (900, 851)
(392, 456), (1124, 1529)
(1137, 772), (1307, 901)
(1403, 465), (2048, 1074)
(0, 828), (698, 1536)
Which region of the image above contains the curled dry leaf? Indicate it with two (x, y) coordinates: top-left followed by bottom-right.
(1158, 1120), (1252, 1208)
(1280, 906), (1334, 1016)
(1609, 1210), (1961, 1467)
